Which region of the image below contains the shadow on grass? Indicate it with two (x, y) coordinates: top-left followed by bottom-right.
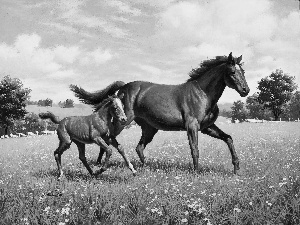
(136, 158), (233, 176)
(32, 157), (233, 182)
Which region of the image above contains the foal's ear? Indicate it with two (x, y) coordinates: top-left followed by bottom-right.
(227, 52), (234, 64)
(236, 55), (242, 64)
(118, 93), (124, 99)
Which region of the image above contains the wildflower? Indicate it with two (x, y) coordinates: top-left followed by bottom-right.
(249, 201), (253, 206)
(181, 218), (188, 223)
(266, 201), (272, 206)
(233, 207), (241, 213)
(44, 206), (50, 214)
(203, 218), (212, 225)
(120, 205), (125, 209)
(279, 182), (287, 187)
(151, 208), (159, 213)
(61, 207), (70, 215)
(58, 222), (65, 225)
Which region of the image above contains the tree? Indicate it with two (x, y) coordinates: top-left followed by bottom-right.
(63, 99), (74, 108)
(246, 93), (272, 120)
(288, 91), (300, 120)
(257, 69), (297, 121)
(0, 75), (31, 134)
(231, 100), (247, 123)
(38, 98), (53, 107)
(44, 98), (53, 107)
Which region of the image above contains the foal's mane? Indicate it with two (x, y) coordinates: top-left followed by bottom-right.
(187, 56), (229, 82)
(94, 95), (115, 112)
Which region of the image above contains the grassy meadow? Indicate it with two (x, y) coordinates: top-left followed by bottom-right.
(0, 122), (300, 224)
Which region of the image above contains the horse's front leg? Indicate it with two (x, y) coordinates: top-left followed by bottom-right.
(97, 147), (105, 165)
(110, 137), (137, 175)
(186, 118), (200, 171)
(201, 124), (240, 175)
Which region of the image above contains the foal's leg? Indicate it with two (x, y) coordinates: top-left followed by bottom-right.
(186, 118), (200, 171)
(93, 137), (113, 174)
(201, 123), (240, 175)
(135, 120), (158, 165)
(110, 137), (137, 175)
(97, 119), (125, 164)
(54, 140), (71, 179)
(73, 140), (94, 176)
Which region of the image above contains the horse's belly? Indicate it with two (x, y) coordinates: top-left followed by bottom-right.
(137, 112), (185, 131)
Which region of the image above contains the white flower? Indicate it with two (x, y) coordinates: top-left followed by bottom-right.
(233, 207), (241, 213)
(181, 218), (188, 223)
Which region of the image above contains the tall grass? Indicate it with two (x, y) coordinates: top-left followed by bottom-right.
(0, 122), (299, 224)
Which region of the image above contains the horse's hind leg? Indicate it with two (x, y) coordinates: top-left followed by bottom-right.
(111, 137), (137, 175)
(54, 141), (71, 179)
(73, 140), (94, 176)
(201, 124), (240, 175)
(97, 147), (105, 165)
(135, 120), (158, 165)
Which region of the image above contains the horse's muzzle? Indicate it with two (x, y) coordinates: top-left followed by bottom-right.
(240, 87), (250, 97)
(119, 117), (127, 124)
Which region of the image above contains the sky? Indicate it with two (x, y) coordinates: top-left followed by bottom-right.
(0, 0), (299, 103)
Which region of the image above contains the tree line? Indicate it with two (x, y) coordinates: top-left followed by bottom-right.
(220, 69), (299, 122)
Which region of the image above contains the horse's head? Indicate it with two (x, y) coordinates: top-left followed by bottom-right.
(224, 52), (250, 97)
(108, 93), (127, 124)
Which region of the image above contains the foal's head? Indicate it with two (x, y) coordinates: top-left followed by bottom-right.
(102, 94), (127, 124)
(224, 52), (250, 97)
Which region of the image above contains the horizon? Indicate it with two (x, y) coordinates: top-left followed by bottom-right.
(1, 0), (299, 104)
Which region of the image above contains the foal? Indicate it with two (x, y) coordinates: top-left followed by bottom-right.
(39, 94), (137, 179)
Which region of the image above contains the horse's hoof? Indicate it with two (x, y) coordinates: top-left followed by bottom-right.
(234, 169), (242, 176)
(95, 168), (106, 175)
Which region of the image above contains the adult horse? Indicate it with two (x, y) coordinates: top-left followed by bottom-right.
(70, 53), (250, 175)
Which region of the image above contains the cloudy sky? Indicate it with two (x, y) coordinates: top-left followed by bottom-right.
(0, 0), (299, 103)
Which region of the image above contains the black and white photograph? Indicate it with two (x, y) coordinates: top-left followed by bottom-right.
(0, 0), (300, 224)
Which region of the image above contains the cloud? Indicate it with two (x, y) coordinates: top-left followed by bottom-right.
(107, 0), (142, 16)
(0, 33), (116, 101)
(80, 48), (113, 65)
(56, 0), (129, 38)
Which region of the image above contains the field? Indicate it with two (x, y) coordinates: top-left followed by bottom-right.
(0, 122), (300, 224)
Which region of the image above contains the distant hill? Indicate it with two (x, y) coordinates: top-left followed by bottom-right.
(26, 104), (93, 118)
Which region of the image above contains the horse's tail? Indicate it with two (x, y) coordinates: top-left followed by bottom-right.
(39, 112), (60, 124)
(69, 81), (126, 105)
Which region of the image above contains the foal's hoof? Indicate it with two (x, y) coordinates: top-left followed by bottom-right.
(94, 168), (106, 176)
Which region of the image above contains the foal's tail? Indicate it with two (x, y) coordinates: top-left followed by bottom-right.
(69, 81), (126, 106)
(39, 112), (60, 124)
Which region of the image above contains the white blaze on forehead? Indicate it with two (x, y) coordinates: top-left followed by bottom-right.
(235, 64), (242, 71)
(115, 98), (124, 112)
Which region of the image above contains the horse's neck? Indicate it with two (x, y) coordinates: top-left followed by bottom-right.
(95, 106), (112, 124)
(193, 66), (227, 105)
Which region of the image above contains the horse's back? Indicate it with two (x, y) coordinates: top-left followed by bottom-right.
(121, 81), (186, 130)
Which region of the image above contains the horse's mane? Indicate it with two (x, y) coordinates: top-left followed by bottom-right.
(94, 95), (115, 112)
(187, 56), (228, 82)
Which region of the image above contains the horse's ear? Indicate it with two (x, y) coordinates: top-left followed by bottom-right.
(236, 55), (242, 64)
(119, 93), (124, 99)
(227, 52), (234, 64)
